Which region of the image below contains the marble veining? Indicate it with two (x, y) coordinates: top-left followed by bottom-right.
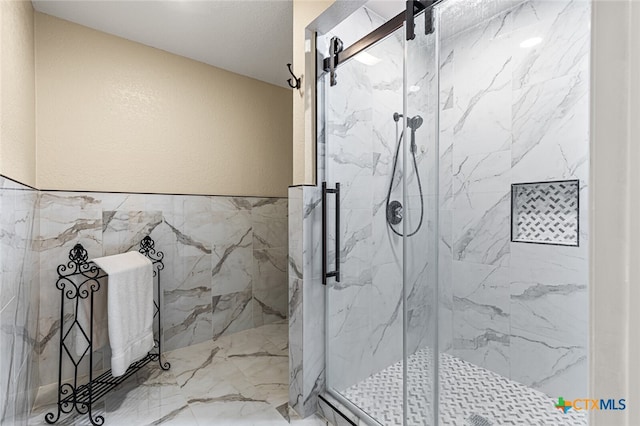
(28, 323), (328, 426)
(6, 185), (286, 422)
(32, 190), (287, 391)
(0, 178), (40, 425)
(288, 186), (327, 418)
(439, 0), (590, 398)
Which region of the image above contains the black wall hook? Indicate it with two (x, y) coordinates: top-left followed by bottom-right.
(287, 63), (301, 89)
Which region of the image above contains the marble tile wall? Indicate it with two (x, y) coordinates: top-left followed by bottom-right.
(0, 177), (40, 425)
(35, 191), (288, 388)
(288, 187), (304, 415)
(438, 0), (591, 398)
(288, 186), (325, 418)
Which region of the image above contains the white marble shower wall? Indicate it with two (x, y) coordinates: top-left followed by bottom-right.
(0, 177), (40, 425)
(437, 0), (590, 398)
(35, 191), (288, 388)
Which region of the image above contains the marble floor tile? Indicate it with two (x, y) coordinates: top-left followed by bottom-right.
(215, 327), (285, 359)
(189, 400), (286, 426)
(101, 376), (190, 426)
(229, 354), (289, 407)
(255, 321), (289, 354)
(28, 324), (303, 426)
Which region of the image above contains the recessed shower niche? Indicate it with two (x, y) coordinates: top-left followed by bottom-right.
(511, 180), (580, 247)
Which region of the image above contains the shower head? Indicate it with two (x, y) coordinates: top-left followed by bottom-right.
(408, 115), (423, 130)
(393, 113), (423, 130)
(408, 115), (423, 154)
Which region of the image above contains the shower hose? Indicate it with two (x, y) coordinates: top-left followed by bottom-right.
(385, 121), (425, 237)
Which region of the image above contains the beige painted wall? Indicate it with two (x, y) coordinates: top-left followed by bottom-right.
(0, 0), (36, 187)
(590, 0), (640, 424)
(292, 0), (334, 185)
(35, 12), (292, 197)
(628, 2), (640, 423)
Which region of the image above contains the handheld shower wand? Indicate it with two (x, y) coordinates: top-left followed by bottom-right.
(394, 113), (423, 152)
(408, 115), (423, 153)
(386, 113), (425, 237)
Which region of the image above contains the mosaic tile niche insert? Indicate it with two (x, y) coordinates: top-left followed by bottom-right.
(511, 180), (580, 246)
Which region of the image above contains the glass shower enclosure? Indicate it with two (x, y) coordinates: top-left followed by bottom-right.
(319, 0), (590, 425)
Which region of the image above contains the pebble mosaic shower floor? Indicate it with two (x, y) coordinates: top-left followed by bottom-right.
(342, 349), (588, 426)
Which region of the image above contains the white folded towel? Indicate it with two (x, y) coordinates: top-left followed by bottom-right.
(92, 251), (154, 377)
(76, 274), (109, 356)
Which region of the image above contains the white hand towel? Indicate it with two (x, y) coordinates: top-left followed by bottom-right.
(92, 251), (154, 377)
(75, 274), (109, 357)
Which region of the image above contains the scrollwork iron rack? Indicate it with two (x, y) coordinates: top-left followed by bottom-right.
(45, 236), (170, 426)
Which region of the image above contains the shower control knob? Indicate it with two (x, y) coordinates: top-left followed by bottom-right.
(387, 200), (403, 225)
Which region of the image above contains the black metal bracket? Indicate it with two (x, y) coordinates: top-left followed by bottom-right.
(45, 236), (169, 426)
(322, 182), (340, 284)
(323, 17), (403, 83)
(322, 2), (436, 84)
(425, 1), (435, 35)
(406, 0), (435, 40)
(287, 63), (301, 89)
(328, 37), (343, 87)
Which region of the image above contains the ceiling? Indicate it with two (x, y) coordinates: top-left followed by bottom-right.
(31, 0), (293, 88)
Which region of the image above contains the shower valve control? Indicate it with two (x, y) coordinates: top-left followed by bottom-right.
(387, 200), (403, 225)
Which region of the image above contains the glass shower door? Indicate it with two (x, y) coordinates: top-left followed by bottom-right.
(404, 9), (440, 426)
(323, 27), (407, 425)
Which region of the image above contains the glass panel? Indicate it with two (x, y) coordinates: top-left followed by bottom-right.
(404, 10), (440, 426)
(323, 18), (406, 425)
(433, 0), (591, 424)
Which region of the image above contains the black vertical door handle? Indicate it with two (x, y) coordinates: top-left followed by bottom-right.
(322, 182), (340, 285)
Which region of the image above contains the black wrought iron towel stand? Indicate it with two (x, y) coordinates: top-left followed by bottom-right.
(45, 236), (170, 426)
